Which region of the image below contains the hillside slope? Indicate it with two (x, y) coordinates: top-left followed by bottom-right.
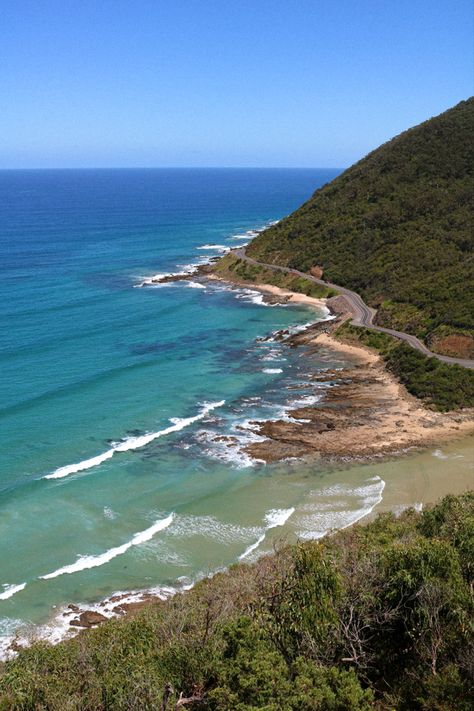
(247, 99), (474, 357)
(1, 493), (473, 710)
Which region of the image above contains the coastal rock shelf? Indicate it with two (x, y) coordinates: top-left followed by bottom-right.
(238, 329), (474, 464)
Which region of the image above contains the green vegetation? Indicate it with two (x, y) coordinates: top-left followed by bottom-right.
(247, 98), (474, 356)
(215, 252), (337, 299)
(336, 321), (474, 411)
(1, 493), (474, 710)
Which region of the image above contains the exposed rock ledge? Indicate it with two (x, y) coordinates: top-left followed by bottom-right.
(242, 330), (474, 464)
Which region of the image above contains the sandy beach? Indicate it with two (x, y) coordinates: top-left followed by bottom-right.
(205, 273), (330, 310)
(205, 276), (474, 464)
(241, 326), (474, 463)
(251, 282), (329, 309)
(5, 274), (473, 655)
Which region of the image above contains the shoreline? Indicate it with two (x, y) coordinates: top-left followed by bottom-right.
(249, 281), (329, 310)
(4, 433), (473, 659)
(242, 321), (474, 463)
(207, 275), (474, 464)
(2, 260), (473, 662)
(212, 275), (474, 462)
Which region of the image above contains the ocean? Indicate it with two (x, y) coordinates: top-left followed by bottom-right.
(2, 168), (470, 654)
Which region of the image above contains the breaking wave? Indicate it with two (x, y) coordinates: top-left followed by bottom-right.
(239, 507), (295, 559)
(294, 476), (386, 540)
(40, 514), (175, 580)
(45, 401), (225, 480)
(0, 583), (26, 601)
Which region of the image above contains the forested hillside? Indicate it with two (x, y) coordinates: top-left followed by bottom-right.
(1, 493), (473, 710)
(248, 99), (474, 357)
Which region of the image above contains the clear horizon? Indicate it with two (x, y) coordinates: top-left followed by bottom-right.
(0, 166), (344, 171)
(1, 0), (472, 169)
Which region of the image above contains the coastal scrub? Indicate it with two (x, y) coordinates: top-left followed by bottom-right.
(335, 322), (474, 411)
(1, 492), (473, 710)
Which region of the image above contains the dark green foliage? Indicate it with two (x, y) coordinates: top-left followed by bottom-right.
(384, 343), (474, 410)
(1, 494), (474, 709)
(214, 253), (336, 299)
(258, 544), (342, 664)
(417, 491), (474, 584)
(208, 619), (373, 711)
(335, 322), (474, 410)
(247, 99), (474, 353)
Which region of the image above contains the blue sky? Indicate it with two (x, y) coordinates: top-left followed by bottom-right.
(1, 0), (472, 168)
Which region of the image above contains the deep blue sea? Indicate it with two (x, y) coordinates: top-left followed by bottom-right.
(0, 168), (405, 650)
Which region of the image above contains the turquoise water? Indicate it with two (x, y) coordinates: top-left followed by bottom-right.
(1, 169), (472, 653)
(1, 168), (351, 642)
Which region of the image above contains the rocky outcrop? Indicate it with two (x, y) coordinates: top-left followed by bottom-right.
(70, 610), (108, 628)
(310, 265), (324, 279)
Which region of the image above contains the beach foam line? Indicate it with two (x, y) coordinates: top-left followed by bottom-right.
(0, 583), (26, 601)
(44, 400), (225, 480)
(40, 514), (174, 580)
(431, 448), (464, 460)
(227, 221), (280, 242)
(239, 507), (294, 560)
(296, 476), (386, 540)
(339, 477), (386, 532)
(135, 250), (219, 288)
(235, 288), (279, 307)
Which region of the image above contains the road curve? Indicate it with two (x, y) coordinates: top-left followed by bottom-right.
(234, 247), (474, 370)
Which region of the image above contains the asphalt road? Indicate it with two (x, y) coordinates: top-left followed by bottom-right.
(234, 247), (474, 370)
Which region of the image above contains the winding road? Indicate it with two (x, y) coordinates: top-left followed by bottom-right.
(234, 247), (474, 370)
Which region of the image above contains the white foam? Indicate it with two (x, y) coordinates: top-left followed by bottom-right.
(165, 514), (260, 544)
(238, 534), (266, 559)
(0, 572), (205, 661)
(228, 233), (253, 241)
(239, 507), (295, 560)
(288, 394), (321, 407)
(197, 244), (230, 252)
(432, 449), (464, 460)
(187, 281), (206, 289)
(262, 368), (283, 374)
(134, 271), (180, 288)
(227, 221), (280, 242)
(260, 348), (286, 362)
(0, 583), (26, 601)
(265, 507), (295, 528)
(196, 423), (266, 469)
(40, 514), (174, 580)
(296, 477), (386, 540)
(235, 288), (270, 306)
(287, 321), (316, 334)
(135, 261), (203, 288)
(45, 400), (225, 480)
(45, 450), (115, 479)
